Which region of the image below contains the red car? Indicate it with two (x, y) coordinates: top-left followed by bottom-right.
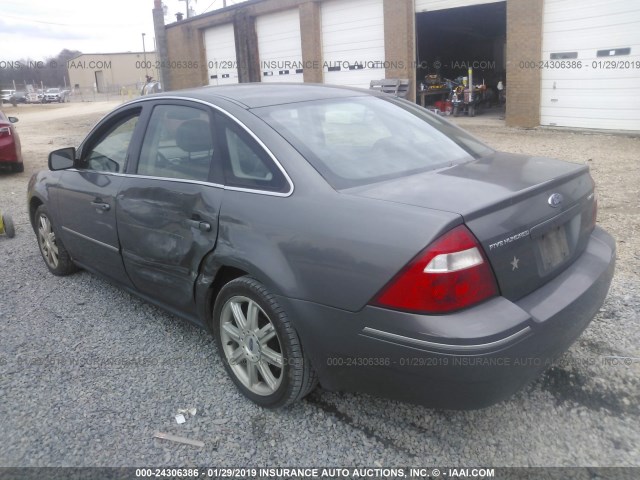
(0, 110), (23, 172)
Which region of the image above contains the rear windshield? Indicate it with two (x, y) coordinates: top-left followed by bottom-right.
(254, 96), (493, 189)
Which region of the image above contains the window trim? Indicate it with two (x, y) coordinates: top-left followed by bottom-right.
(136, 103), (218, 183)
(78, 107), (143, 173)
(118, 96), (295, 197)
(216, 112), (290, 194)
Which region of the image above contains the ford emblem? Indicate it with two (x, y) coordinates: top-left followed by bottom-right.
(548, 193), (563, 208)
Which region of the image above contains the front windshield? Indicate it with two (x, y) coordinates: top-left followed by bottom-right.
(255, 96), (493, 189)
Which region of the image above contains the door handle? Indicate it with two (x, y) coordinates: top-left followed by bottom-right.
(185, 219), (212, 232)
(91, 201), (111, 211)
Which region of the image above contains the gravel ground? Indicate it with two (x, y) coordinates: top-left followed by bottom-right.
(0, 102), (638, 468)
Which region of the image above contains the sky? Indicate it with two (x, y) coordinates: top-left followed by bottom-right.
(1, 0), (248, 61)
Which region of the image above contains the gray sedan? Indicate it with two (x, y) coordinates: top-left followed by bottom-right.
(27, 84), (615, 409)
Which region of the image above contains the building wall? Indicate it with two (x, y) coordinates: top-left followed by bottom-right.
(161, 0), (546, 127)
(163, 0), (415, 95)
(505, 0), (544, 128)
(384, 0), (415, 101)
(67, 52), (158, 93)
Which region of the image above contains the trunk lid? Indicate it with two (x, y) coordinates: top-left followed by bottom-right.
(345, 152), (597, 301)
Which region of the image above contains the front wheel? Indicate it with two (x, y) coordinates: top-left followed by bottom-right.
(213, 277), (317, 408)
(34, 205), (77, 276)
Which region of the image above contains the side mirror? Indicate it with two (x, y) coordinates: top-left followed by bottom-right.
(49, 147), (76, 171)
(8, 117), (18, 124)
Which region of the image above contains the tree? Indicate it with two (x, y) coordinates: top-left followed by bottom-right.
(0, 49), (82, 90)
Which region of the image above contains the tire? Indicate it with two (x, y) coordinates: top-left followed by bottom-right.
(34, 205), (77, 276)
(12, 163), (24, 173)
(213, 276), (317, 408)
(3, 215), (15, 238)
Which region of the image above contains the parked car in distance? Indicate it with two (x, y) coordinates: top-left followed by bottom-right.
(27, 84), (615, 409)
(43, 88), (68, 103)
(26, 90), (44, 104)
(0, 111), (23, 172)
(10, 91), (28, 104)
(1, 89), (16, 103)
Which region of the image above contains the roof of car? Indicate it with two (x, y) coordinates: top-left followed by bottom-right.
(147, 83), (376, 109)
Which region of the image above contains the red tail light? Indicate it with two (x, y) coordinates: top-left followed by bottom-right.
(373, 225), (498, 314)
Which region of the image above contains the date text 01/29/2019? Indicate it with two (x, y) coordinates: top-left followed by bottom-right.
(519, 60), (640, 69)
(134, 467), (497, 478)
(135, 60), (239, 70)
(325, 357), (451, 367)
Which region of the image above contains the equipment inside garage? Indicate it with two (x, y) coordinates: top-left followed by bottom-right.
(415, 1), (506, 116)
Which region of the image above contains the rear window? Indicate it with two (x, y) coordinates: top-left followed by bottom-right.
(255, 96), (493, 189)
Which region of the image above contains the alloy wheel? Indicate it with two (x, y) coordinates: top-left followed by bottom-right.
(219, 295), (284, 396)
(37, 214), (59, 269)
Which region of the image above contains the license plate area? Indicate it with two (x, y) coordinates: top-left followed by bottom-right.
(537, 224), (570, 272)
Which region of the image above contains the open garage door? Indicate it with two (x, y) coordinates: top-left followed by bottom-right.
(415, 0), (504, 11)
(541, 0), (640, 131)
(204, 23), (238, 86)
(415, 2), (506, 112)
(257, 9), (303, 83)
(321, 0), (385, 88)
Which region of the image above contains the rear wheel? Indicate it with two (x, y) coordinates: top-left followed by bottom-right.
(213, 276), (317, 408)
(35, 205), (77, 276)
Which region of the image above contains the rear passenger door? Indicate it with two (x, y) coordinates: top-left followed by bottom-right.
(116, 101), (223, 314)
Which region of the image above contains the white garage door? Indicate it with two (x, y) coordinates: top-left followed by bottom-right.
(541, 0), (640, 130)
(321, 0), (385, 88)
(415, 0), (503, 12)
(204, 23), (238, 86)
(257, 9), (304, 83)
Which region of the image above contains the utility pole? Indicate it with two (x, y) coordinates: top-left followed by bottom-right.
(179, 0), (191, 18)
(142, 33), (149, 77)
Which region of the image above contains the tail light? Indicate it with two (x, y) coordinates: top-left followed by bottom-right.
(373, 225), (498, 314)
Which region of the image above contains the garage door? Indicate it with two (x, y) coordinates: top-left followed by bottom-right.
(321, 0), (385, 88)
(541, 0), (640, 130)
(257, 9), (303, 83)
(415, 0), (503, 12)
(204, 23), (238, 86)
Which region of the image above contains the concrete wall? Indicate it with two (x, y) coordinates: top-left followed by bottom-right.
(67, 52), (158, 93)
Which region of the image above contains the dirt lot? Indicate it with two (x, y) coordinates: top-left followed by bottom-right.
(0, 101), (638, 468)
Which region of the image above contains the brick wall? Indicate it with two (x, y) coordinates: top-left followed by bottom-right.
(299, 1), (323, 84)
(383, 0), (415, 102)
(161, 0), (419, 94)
(506, 0), (544, 127)
(160, 0), (543, 127)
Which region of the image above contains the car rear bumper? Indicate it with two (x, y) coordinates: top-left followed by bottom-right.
(0, 142), (21, 164)
(279, 226), (616, 409)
